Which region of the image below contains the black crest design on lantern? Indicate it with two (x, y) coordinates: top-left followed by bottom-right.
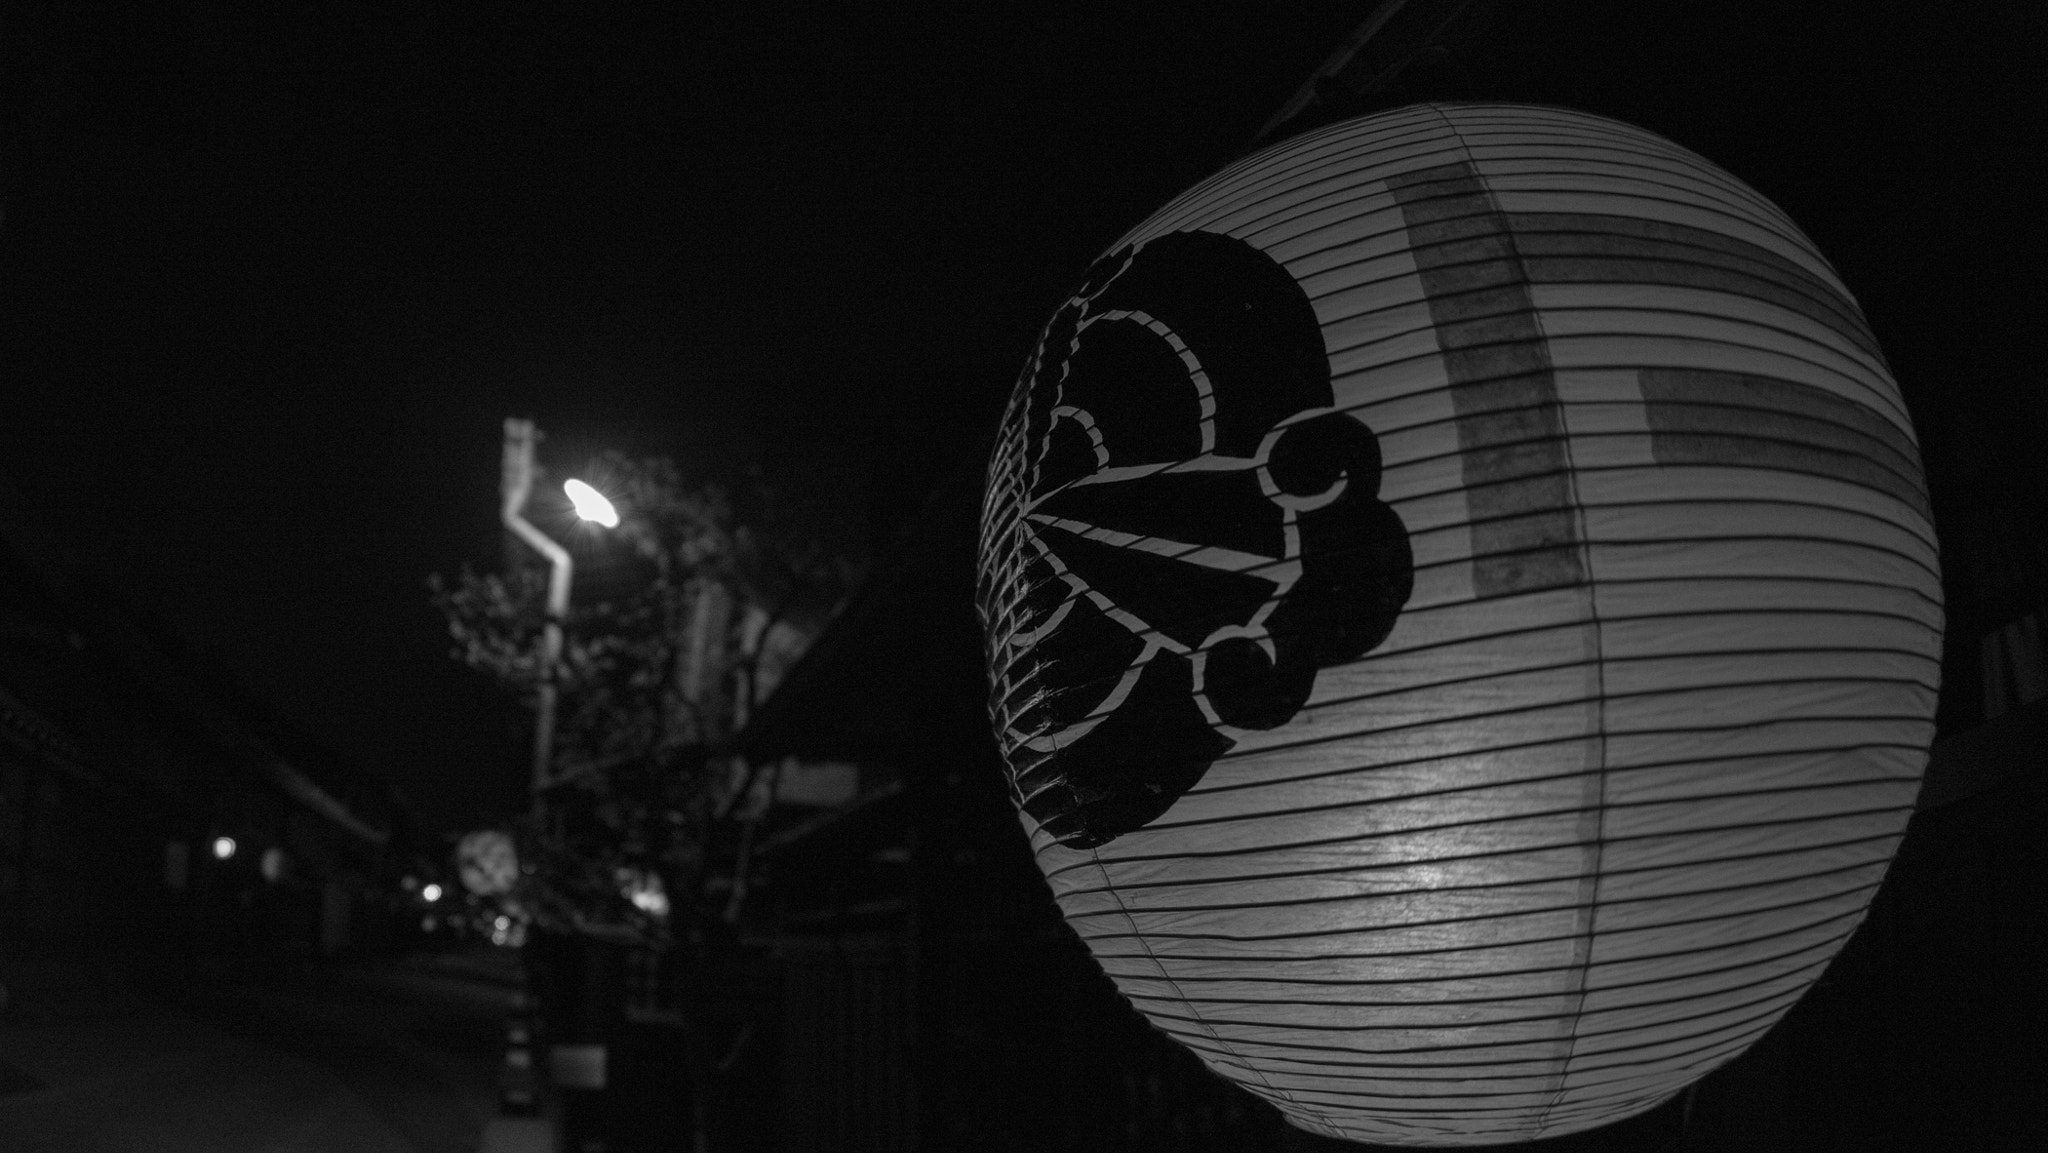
(982, 231), (1414, 849)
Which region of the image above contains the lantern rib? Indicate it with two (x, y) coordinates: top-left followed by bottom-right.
(1038, 707), (1931, 872)
(1006, 599), (1939, 726)
(1091, 882), (1883, 946)
(1314, 300), (1891, 395)
(1113, 898), (1874, 974)
(1434, 526), (1933, 583)
(1321, 380), (1917, 476)
(1077, 866), (1890, 954)
(1383, 547), (1939, 612)
(1335, 368), (1908, 471)
(1102, 676), (1929, 797)
(1009, 599), (1938, 710)
(1300, 226), (1879, 359)
(1063, 826), (1906, 907)
(1226, 1074), (1702, 1112)
(1110, 918), (1862, 993)
(1222, 106), (1809, 251)
(1366, 574), (1943, 657)
(1320, 334), (1910, 444)
(1078, 875), (1884, 949)
(1078, 777), (1916, 868)
(1427, 486), (1937, 565)
(1161, 1006), (1776, 1073)
(1172, 1036), (1750, 1088)
(1236, 159), (1809, 275)
(1172, 732), (1934, 802)
(1352, 166), (1828, 280)
(1004, 478), (1940, 604)
(1276, 199), (1833, 296)
(1088, 850), (1320, 1121)
(1150, 977), (1817, 1059)
(1057, 799), (1915, 873)
(1184, 1004), (1816, 1084)
(1327, 356), (1912, 460)
(1569, 431), (1928, 507)
(1208, 143), (1812, 279)
(1329, 377), (1920, 478)
(1131, 955), (1841, 1019)
(1231, 631), (1935, 718)
(1173, 1030), (1740, 1085)
(1153, 1015), (1785, 1093)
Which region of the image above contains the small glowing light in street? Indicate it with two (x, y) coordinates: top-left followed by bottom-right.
(401, 874), (420, 892)
(494, 915), (511, 931)
(618, 867), (670, 919)
(211, 836), (237, 861)
(564, 478), (618, 527)
(421, 882), (444, 902)
(260, 847), (287, 883)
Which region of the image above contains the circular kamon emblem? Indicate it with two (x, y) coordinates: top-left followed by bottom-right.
(982, 231), (1414, 848)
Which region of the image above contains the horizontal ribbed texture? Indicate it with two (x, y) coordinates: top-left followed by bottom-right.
(976, 104), (1940, 1146)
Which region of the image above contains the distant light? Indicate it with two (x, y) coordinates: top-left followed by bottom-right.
(211, 836), (237, 861)
(401, 875), (420, 892)
(422, 882), (444, 902)
(494, 915), (511, 931)
(618, 868), (669, 919)
(564, 478), (619, 527)
(260, 847), (287, 883)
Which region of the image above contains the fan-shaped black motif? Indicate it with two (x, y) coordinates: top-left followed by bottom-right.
(986, 231), (1414, 849)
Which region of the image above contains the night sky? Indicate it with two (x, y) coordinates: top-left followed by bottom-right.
(3, 4), (2041, 836)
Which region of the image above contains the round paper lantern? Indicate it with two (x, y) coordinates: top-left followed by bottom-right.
(975, 104), (1941, 1146)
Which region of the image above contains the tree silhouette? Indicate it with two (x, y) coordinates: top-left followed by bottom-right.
(427, 451), (858, 941)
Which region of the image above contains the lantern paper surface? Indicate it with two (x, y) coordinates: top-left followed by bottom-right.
(975, 104), (1941, 1146)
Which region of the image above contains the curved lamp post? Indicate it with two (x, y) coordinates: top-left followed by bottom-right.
(500, 418), (618, 812)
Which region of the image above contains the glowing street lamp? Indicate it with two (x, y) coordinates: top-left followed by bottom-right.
(564, 478), (618, 527)
(501, 419), (618, 809)
(211, 835), (237, 861)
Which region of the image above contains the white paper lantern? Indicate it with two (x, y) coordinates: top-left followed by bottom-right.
(976, 104), (1941, 1146)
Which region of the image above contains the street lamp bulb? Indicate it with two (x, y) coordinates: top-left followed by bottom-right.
(211, 835), (237, 861)
(422, 882), (444, 902)
(564, 479), (619, 527)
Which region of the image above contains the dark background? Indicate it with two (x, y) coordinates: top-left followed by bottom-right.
(3, 2), (2042, 838)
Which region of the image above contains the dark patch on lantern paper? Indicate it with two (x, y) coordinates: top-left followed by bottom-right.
(1505, 212), (1886, 363)
(1389, 161), (1585, 599)
(1639, 368), (1930, 517)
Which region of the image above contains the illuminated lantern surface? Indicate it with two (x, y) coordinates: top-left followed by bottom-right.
(975, 103), (1941, 1146)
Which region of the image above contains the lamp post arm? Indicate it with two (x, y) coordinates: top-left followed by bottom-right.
(501, 418), (575, 806)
